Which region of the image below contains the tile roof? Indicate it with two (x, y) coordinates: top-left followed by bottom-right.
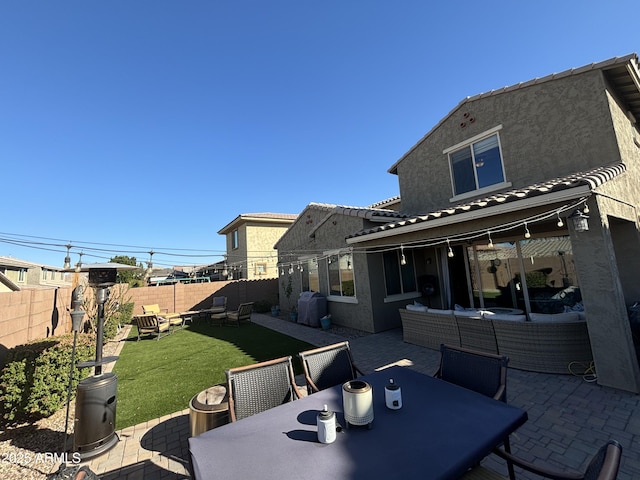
(0, 255), (65, 270)
(348, 162), (626, 241)
(308, 203), (408, 237)
(368, 195), (401, 209)
(237, 213), (299, 220)
(217, 212), (298, 234)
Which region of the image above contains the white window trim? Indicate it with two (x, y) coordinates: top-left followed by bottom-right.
(327, 295), (359, 304)
(443, 124), (503, 154)
(450, 181), (513, 203)
(445, 125), (507, 199)
(384, 292), (422, 303)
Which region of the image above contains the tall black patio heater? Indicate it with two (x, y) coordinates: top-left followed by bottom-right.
(72, 262), (137, 460)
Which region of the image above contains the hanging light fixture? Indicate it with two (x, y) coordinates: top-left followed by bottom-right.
(400, 245), (407, 266)
(556, 212), (564, 228)
(524, 222), (531, 239)
(447, 239), (454, 258)
(487, 232), (493, 249)
(75, 252), (84, 273)
(569, 209), (590, 232)
(63, 243), (72, 270)
(145, 250), (154, 278)
(583, 203), (589, 214)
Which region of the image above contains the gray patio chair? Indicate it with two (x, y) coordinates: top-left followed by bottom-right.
(435, 344), (514, 479)
(298, 341), (364, 394)
(226, 356), (302, 422)
(226, 302), (254, 327)
(435, 344), (508, 402)
(462, 440), (622, 480)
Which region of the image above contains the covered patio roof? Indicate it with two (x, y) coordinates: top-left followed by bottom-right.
(347, 162), (626, 244)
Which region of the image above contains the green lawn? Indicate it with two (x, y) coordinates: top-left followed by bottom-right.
(113, 321), (314, 429)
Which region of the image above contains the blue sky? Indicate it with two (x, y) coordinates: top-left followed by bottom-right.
(1, 1), (636, 269)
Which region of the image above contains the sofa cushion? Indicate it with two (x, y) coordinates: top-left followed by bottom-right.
(427, 308), (453, 315)
(529, 312), (582, 323)
(454, 310), (482, 317)
(485, 313), (527, 322)
(406, 304), (428, 312)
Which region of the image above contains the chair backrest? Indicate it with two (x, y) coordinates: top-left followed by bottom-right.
(226, 356), (299, 422)
(436, 344), (508, 402)
(142, 304), (161, 314)
(583, 440), (622, 480)
(299, 341), (357, 392)
(136, 314), (158, 329)
(212, 296), (227, 308)
(236, 302), (253, 319)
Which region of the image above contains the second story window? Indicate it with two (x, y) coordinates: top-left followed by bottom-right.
(232, 229), (239, 249)
(446, 127), (505, 197)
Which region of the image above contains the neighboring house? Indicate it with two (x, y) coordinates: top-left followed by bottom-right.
(275, 202), (409, 329)
(0, 271), (20, 292)
(217, 213), (298, 280)
(277, 54), (640, 393)
(0, 256), (71, 290)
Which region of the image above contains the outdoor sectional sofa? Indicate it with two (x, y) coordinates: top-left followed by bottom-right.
(400, 307), (593, 374)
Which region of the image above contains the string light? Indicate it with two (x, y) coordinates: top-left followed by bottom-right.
(400, 245), (407, 266)
(63, 243), (72, 270)
(583, 202), (589, 214)
(75, 252), (84, 273)
(275, 196), (592, 274)
(145, 250), (154, 277)
(556, 212), (564, 228)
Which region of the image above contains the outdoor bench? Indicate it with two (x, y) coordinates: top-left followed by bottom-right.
(399, 308), (594, 374)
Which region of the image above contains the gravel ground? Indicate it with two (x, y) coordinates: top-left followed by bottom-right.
(0, 328), (128, 480)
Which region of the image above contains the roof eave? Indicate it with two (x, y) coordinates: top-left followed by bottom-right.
(347, 185), (591, 244)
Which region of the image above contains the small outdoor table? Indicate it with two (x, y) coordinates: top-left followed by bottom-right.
(180, 311), (200, 326)
(189, 365), (527, 480)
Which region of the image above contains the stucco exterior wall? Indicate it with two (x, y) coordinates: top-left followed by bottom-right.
(397, 70), (621, 214)
(277, 206), (394, 332)
(244, 224), (287, 279)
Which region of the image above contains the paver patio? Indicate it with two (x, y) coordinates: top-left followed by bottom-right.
(74, 313), (640, 479)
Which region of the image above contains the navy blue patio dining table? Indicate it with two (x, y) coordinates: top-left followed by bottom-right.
(189, 365), (527, 480)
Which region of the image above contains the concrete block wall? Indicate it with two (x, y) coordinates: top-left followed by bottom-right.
(0, 279), (278, 365)
(124, 278), (278, 315)
(0, 286), (74, 364)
